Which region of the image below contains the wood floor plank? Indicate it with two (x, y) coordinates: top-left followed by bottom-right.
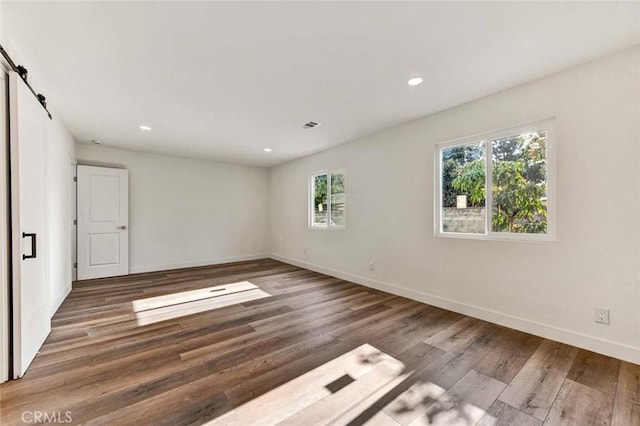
(423, 316), (485, 352)
(418, 324), (502, 391)
(476, 400), (541, 426)
(474, 327), (543, 384)
(566, 349), (621, 396)
(408, 370), (506, 426)
(612, 361), (640, 426)
(545, 379), (614, 426)
(395, 342), (446, 372)
(498, 340), (578, 421)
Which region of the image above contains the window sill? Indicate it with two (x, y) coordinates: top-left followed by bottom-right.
(436, 231), (555, 243)
(309, 225), (346, 231)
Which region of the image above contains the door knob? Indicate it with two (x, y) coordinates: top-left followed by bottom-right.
(117, 225), (128, 230)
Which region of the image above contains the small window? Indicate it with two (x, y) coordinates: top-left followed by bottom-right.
(436, 120), (555, 241)
(310, 170), (346, 229)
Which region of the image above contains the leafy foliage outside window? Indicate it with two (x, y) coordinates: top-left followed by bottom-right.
(312, 174), (328, 226)
(442, 143), (485, 208)
(452, 159), (486, 207)
(311, 171), (345, 228)
(491, 132), (547, 233)
(440, 130), (548, 235)
(330, 173), (346, 226)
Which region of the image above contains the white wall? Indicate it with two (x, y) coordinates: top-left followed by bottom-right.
(270, 46), (640, 363)
(75, 145), (270, 274)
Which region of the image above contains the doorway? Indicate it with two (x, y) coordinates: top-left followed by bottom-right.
(76, 165), (129, 280)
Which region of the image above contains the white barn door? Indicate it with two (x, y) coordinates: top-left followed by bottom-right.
(9, 72), (50, 378)
(77, 165), (129, 280)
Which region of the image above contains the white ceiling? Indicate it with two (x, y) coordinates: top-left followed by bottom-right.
(3, 2), (640, 167)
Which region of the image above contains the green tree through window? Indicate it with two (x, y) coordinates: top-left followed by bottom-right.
(441, 131), (548, 235)
(491, 132), (547, 233)
(311, 171), (346, 228)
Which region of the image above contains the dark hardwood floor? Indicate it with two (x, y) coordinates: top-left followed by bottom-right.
(0, 259), (638, 425)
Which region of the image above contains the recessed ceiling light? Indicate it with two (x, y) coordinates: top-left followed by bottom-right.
(263, 148), (272, 153)
(91, 139), (103, 145)
(139, 125), (152, 131)
(407, 77), (423, 86)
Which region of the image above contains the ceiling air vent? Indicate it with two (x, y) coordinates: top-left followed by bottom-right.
(302, 121), (321, 130)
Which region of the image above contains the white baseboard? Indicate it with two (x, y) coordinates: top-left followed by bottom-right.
(270, 253), (640, 365)
(128, 253), (270, 275)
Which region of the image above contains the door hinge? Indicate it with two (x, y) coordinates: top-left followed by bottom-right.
(73, 176), (77, 182)
(73, 262), (77, 268)
(73, 219), (77, 225)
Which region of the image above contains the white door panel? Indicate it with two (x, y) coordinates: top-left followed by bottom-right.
(9, 72), (51, 378)
(89, 233), (120, 265)
(89, 174), (120, 221)
(77, 165), (128, 280)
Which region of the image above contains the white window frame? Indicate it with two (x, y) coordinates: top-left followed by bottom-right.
(435, 118), (556, 242)
(309, 169), (346, 230)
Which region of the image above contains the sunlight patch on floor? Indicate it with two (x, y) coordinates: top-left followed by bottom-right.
(207, 343), (505, 426)
(132, 281), (271, 326)
(207, 344), (410, 426)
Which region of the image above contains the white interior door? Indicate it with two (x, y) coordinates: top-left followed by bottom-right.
(9, 72), (50, 378)
(77, 165), (129, 280)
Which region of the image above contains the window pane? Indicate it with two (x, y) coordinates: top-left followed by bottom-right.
(330, 172), (345, 226)
(312, 174), (328, 226)
(441, 141), (486, 234)
(491, 131), (547, 234)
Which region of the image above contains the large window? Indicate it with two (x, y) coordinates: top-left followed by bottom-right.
(310, 170), (345, 229)
(436, 120), (555, 241)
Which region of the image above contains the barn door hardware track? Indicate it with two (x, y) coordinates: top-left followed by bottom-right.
(0, 44), (52, 120)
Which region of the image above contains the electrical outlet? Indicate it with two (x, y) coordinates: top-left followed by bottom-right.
(595, 308), (610, 325)
(368, 261), (375, 271)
